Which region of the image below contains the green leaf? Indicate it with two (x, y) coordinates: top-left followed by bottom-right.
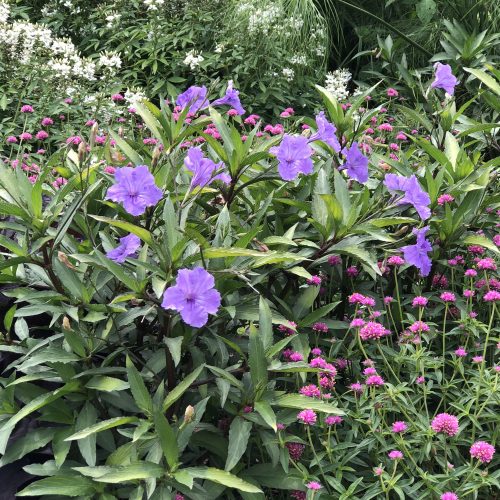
(162, 364), (204, 412)
(463, 235), (500, 254)
(225, 417), (252, 471)
(17, 476), (97, 497)
(154, 410), (179, 469)
(85, 375), (130, 392)
(249, 324), (268, 397)
(126, 356), (153, 415)
(90, 462), (165, 483)
(90, 215), (153, 245)
(464, 67), (500, 95)
(66, 416), (138, 441)
(274, 394), (344, 414)
(254, 401), (277, 431)
(109, 130), (144, 165)
(0, 427), (56, 466)
(164, 337), (183, 367)
(95, 250), (142, 293)
(185, 467), (262, 493)
(258, 296), (273, 350)
(76, 402), (97, 466)
(298, 302), (340, 327)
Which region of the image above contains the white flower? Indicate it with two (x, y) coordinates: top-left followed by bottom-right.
(282, 67), (295, 82)
(125, 89), (146, 106)
(99, 51), (122, 70)
(183, 49), (204, 70)
(325, 69), (352, 101)
(0, 1), (10, 24)
(144, 0), (165, 11)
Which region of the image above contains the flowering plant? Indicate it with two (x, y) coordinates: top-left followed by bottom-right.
(0, 68), (498, 499)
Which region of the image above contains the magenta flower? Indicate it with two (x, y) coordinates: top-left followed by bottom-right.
(477, 257), (497, 271)
(312, 322), (328, 333)
(409, 321), (430, 333)
(41, 117), (53, 126)
(385, 174), (431, 220)
(387, 88), (398, 97)
(325, 416), (343, 426)
(297, 409), (317, 425)
(455, 347), (467, 357)
(161, 267), (221, 327)
(176, 85), (209, 114)
(484, 290), (500, 302)
(212, 80), (245, 115)
(440, 493), (458, 500)
(286, 442), (305, 460)
(401, 226), (432, 276)
(392, 421), (407, 433)
(431, 63), (458, 95)
(35, 130), (49, 140)
(309, 111), (341, 152)
(289, 351), (304, 362)
(105, 165), (162, 216)
(388, 450), (403, 460)
(299, 384), (321, 398)
(106, 234), (141, 264)
(306, 481), (322, 490)
(341, 142), (369, 183)
(366, 375), (384, 386)
(412, 296), (428, 308)
(440, 292), (456, 303)
(270, 135), (314, 181)
(470, 441), (495, 463)
(350, 382), (364, 393)
(20, 104), (34, 113)
(184, 147), (230, 189)
(388, 256), (405, 266)
(19, 132), (32, 141)
(437, 194), (454, 205)
(431, 413), (459, 436)
(6, 136), (17, 143)
(359, 321), (390, 341)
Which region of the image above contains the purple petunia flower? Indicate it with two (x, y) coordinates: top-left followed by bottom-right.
(309, 111), (341, 152)
(270, 134), (314, 181)
(384, 173), (431, 220)
(184, 147), (230, 188)
(106, 233), (141, 264)
(161, 267), (221, 327)
(431, 63), (458, 96)
(105, 165), (163, 216)
(212, 80), (245, 115)
(401, 226), (432, 276)
(341, 142), (369, 183)
(176, 85), (210, 114)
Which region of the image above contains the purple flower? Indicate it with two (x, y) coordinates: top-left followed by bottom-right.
(341, 142), (369, 183)
(212, 80), (245, 115)
(309, 111), (341, 152)
(384, 173), (431, 220)
(184, 147), (230, 188)
(431, 63), (458, 95)
(176, 85), (209, 114)
(106, 233), (141, 263)
(401, 226), (432, 277)
(161, 267), (221, 327)
(270, 135), (314, 181)
(105, 165), (163, 216)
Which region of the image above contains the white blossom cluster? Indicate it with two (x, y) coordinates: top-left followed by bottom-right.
(0, 1), (9, 24)
(144, 0), (165, 11)
(183, 49), (204, 70)
(0, 14), (96, 81)
(236, 2), (283, 36)
(289, 54), (307, 66)
(105, 11), (121, 28)
(282, 67), (295, 82)
(125, 88), (146, 106)
(324, 69), (352, 101)
(99, 51), (122, 70)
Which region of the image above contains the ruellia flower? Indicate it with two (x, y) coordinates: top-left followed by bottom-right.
(401, 226), (432, 277)
(105, 165), (162, 216)
(106, 233), (140, 264)
(470, 441), (495, 463)
(297, 409), (317, 425)
(270, 134), (314, 181)
(341, 142), (369, 183)
(176, 85), (209, 114)
(184, 147), (230, 189)
(431, 413), (459, 436)
(309, 111), (341, 152)
(431, 63), (458, 95)
(212, 80), (245, 115)
(385, 173), (431, 220)
(161, 267), (221, 327)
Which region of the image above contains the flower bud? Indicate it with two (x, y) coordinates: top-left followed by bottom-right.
(62, 316), (71, 331)
(184, 405), (195, 423)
